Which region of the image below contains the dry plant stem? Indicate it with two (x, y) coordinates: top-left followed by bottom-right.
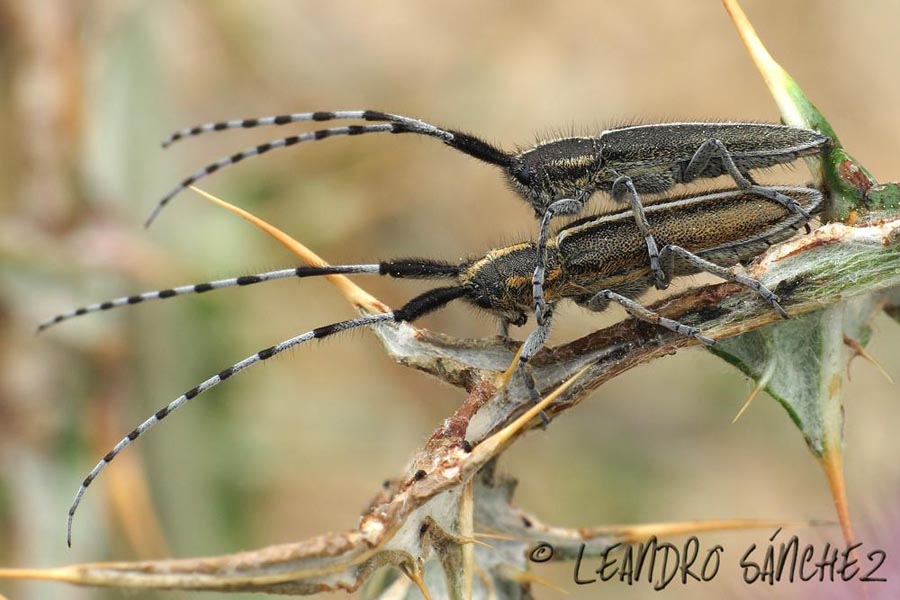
(2, 206), (897, 595)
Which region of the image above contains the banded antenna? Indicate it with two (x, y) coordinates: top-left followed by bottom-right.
(148, 110), (513, 226)
(37, 259), (459, 332)
(46, 261), (466, 547)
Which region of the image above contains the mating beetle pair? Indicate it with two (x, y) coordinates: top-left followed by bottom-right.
(44, 109), (829, 545)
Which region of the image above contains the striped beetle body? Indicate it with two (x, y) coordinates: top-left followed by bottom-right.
(460, 185), (822, 320)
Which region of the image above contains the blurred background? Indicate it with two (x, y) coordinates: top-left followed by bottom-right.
(1, 1), (899, 598)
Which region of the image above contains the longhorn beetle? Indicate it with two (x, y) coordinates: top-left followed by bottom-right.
(149, 111), (830, 329)
(42, 184), (822, 546)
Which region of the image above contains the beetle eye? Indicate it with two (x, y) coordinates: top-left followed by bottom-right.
(511, 163), (535, 187)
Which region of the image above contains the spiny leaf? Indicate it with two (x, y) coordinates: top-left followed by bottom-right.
(722, 0), (877, 221)
(722, 0), (900, 556)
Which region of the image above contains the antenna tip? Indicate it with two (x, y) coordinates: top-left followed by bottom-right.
(67, 517), (75, 547)
(144, 199), (169, 228)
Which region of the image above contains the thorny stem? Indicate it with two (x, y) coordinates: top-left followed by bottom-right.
(3, 211), (898, 597)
